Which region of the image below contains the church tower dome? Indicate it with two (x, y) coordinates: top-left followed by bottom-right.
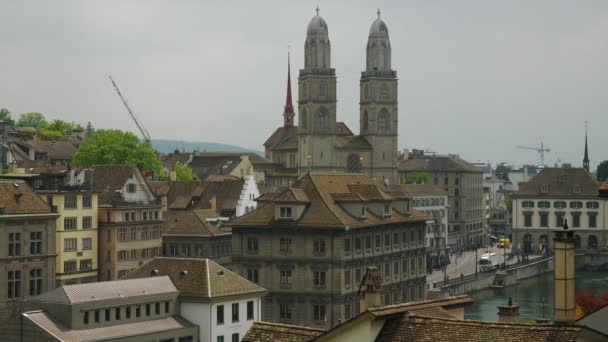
(366, 9), (391, 72)
(304, 6), (331, 69)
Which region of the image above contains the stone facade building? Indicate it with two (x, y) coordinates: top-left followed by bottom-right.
(230, 173), (428, 329)
(18, 276), (198, 342)
(512, 168), (603, 253)
(264, 10), (399, 186)
(93, 165), (164, 280)
(0, 180), (58, 335)
(398, 152), (485, 249)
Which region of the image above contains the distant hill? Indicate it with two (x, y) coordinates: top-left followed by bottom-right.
(152, 139), (263, 155)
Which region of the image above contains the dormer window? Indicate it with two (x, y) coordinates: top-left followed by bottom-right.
(361, 206), (367, 218)
(383, 204), (391, 216)
(127, 183), (136, 193)
(280, 207), (293, 218)
(573, 184), (581, 193)
(540, 184), (549, 193)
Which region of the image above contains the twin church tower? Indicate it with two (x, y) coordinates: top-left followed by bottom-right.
(264, 8), (398, 185)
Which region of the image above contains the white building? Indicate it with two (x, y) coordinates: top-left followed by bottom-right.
(236, 169), (261, 217)
(125, 257), (267, 342)
(393, 184), (449, 268)
(511, 168), (604, 253)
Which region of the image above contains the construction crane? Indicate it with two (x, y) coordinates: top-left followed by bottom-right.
(516, 142), (551, 166)
(109, 76), (151, 143)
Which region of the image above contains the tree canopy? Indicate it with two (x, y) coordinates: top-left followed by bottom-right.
(0, 108), (15, 126)
(17, 112), (48, 129)
(404, 172), (430, 184)
(72, 129), (161, 173)
(175, 163), (195, 181)
(596, 160), (608, 182)
(47, 119), (83, 136)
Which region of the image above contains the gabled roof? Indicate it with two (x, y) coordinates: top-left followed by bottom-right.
(23, 311), (195, 342)
(30, 276), (177, 304)
(577, 302), (608, 335)
(264, 126), (299, 150)
(231, 173), (428, 230)
(0, 180), (51, 215)
(366, 295), (473, 317)
(398, 156), (482, 173)
(335, 122), (354, 136)
(242, 321), (324, 342)
(515, 168), (600, 197)
(274, 188), (309, 203)
(123, 257), (267, 299)
(162, 210), (226, 236)
(375, 316), (584, 342)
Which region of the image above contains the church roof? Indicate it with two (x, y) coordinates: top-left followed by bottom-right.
(231, 173), (428, 230)
(264, 126), (299, 150)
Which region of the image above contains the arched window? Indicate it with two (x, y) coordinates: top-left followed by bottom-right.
(362, 110), (369, 130)
(317, 110), (327, 129)
(379, 84), (389, 101)
(301, 109), (307, 129)
(378, 109), (389, 131)
(346, 153), (362, 173)
(319, 81), (326, 97)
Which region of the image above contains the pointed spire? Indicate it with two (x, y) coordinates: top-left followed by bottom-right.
(316, 4), (320, 16)
(377, 8), (381, 19)
(283, 48), (295, 128)
(583, 121), (590, 172)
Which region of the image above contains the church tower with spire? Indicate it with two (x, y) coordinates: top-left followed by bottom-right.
(297, 6), (338, 174)
(359, 10), (398, 184)
(583, 122), (590, 172)
(283, 52), (295, 128)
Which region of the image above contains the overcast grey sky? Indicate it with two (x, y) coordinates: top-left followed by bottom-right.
(1, 1), (607, 169)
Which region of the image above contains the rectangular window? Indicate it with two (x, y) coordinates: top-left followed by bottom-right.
(105, 308), (110, 322)
(313, 304), (326, 321)
(29, 232), (43, 255)
(95, 310), (100, 323)
(247, 301), (254, 320)
(384, 262), (390, 278)
(355, 268), (362, 284)
(155, 302), (161, 315)
(540, 214), (548, 227)
(84, 311), (89, 324)
(313, 239), (326, 254)
(538, 201), (551, 209)
(64, 217), (77, 230)
(8, 271), (21, 298)
(589, 214), (597, 228)
(394, 261), (399, 276)
(247, 268), (259, 284)
(82, 195), (92, 208)
(232, 334), (239, 342)
(232, 303), (239, 322)
(217, 305), (224, 324)
(9, 232), (21, 256)
(524, 214), (532, 227)
(135, 305), (141, 317)
(280, 238), (292, 252)
(344, 270), (351, 286)
(375, 235), (381, 248)
(279, 207), (293, 218)
(64, 260), (77, 273)
(247, 238), (259, 252)
(365, 236), (371, 249)
(29, 269), (42, 296)
(82, 216), (93, 229)
(393, 233), (399, 245)
(344, 238), (351, 252)
(402, 232), (408, 245)
(115, 307), (121, 320)
(280, 270), (292, 285)
(586, 201), (599, 209)
(145, 303), (151, 316)
(64, 195), (77, 209)
(280, 303), (292, 319)
(127, 183), (136, 193)
(384, 204), (391, 215)
(556, 213), (565, 227)
(64, 238), (77, 251)
(79, 259), (92, 271)
(217, 337), (224, 342)
(384, 234), (390, 246)
(355, 238), (362, 250)
(126, 306), (131, 319)
(572, 214), (581, 228)
(345, 303), (352, 320)
(314, 271), (326, 287)
(83, 238), (93, 250)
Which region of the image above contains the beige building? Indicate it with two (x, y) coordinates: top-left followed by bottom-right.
(230, 173), (428, 329)
(398, 152), (485, 249)
(93, 165), (164, 280)
(511, 168), (603, 254)
(264, 10), (399, 186)
(0, 180), (58, 335)
(18, 276), (198, 342)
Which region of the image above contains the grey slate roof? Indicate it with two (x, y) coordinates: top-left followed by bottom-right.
(398, 156), (482, 173)
(29, 276), (177, 304)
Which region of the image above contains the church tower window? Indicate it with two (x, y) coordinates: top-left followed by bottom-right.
(378, 109), (389, 131)
(379, 84), (389, 101)
(364, 85), (370, 100)
(317, 110), (328, 129)
(319, 81), (326, 97)
(362, 110), (369, 130)
(346, 154), (363, 173)
(301, 109), (308, 129)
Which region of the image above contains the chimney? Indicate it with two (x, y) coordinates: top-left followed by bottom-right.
(554, 219), (576, 323)
(358, 267), (384, 313)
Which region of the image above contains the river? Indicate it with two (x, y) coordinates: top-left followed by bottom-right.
(464, 270), (608, 322)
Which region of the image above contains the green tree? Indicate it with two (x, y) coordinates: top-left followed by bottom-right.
(72, 129), (161, 173)
(38, 128), (63, 140)
(47, 119), (80, 135)
(597, 160), (608, 182)
(0, 108), (15, 126)
(17, 112), (48, 129)
(404, 172), (430, 184)
(175, 163), (195, 181)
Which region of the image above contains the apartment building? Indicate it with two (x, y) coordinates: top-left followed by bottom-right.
(230, 173), (428, 329)
(93, 165), (164, 280)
